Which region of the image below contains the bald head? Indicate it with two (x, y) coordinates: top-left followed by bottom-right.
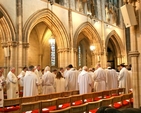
(95, 63), (101, 69)
(82, 66), (88, 71)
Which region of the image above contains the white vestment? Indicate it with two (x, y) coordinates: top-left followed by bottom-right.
(78, 70), (93, 94)
(6, 71), (19, 99)
(23, 71), (39, 97)
(18, 71), (25, 86)
(34, 69), (42, 94)
(65, 68), (79, 91)
(54, 78), (67, 92)
(118, 67), (130, 94)
(42, 71), (55, 94)
(0, 75), (5, 107)
(93, 67), (106, 92)
(105, 68), (118, 90)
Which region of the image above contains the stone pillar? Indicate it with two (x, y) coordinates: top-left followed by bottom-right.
(9, 41), (18, 74)
(129, 26), (140, 108)
(1, 43), (10, 76)
(71, 48), (77, 68)
(57, 48), (71, 68)
(22, 42), (29, 67)
(16, 0), (23, 74)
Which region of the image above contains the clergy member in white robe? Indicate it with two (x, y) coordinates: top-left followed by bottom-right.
(118, 63), (130, 94)
(78, 66), (93, 94)
(23, 65), (39, 97)
(18, 66), (28, 87)
(0, 67), (5, 107)
(6, 67), (19, 99)
(65, 64), (79, 91)
(42, 66), (55, 94)
(54, 71), (67, 92)
(93, 63), (106, 92)
(105, 63), (118, 90)
(34, 65), (43, 94)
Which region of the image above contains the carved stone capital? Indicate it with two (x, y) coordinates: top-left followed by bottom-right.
(57, 48), (70, 53)
(128, 50), (140, 57)
(1, 42), (8, 48)
(22, 42), (29, 48)
(8, 41), (18, 47)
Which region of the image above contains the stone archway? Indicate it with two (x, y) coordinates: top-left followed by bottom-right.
(105, 30), (125, 68)
(0, 5), (16, 74)
(74, 22), (103, 68)
(23, 9), (70, 68)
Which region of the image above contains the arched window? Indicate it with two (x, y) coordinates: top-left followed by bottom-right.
(49, 38), (56, 66)
(78, 46), (81, 66)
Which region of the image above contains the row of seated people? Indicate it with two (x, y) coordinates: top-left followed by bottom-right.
(0, 88), (133, 113)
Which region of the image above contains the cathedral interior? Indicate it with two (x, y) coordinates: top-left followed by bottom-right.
(0, 0), (141, 108)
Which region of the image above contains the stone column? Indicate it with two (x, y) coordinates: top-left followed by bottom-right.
(129, 26), (140, 108)
(57, 48), (71, 68)
(22, 42), (29, 67)
(16, 0), (23, 74)
(9, 41), (18, 74)
(1, 43), (10, 75)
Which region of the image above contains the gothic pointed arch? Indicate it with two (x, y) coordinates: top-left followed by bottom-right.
(74, 22), (103, 54)
(0, 5), (16, 44)
(105, 30), (125, 57)
(23, 8), (70, 49)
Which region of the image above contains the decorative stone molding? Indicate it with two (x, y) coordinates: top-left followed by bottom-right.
(22, 42), (29, 48)
(128, 50), (140, 57)
(1, 42), (8, 48)
(8, 41), (18, 47)
(57, 48), (71, 53)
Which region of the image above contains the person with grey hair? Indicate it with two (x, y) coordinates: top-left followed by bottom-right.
(6, 67), (19, 99)
(105, 62), (118, 90)
(23, 65), (39, 97)
(42, 66), (55, 94)
(93, 63), (106, 92)
(78, 66), (93, 94)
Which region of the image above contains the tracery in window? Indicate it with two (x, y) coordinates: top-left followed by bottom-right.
(78, 46), (81, 67)
(49, 38), (56, 66)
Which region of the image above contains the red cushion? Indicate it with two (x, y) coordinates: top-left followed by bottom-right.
(0, 106), (20, 112)
(59, 103), (70, 109)
(32, 109), (39, 113)
(104, 96), (111, 99)
(123, 100), (129, 106)
(72, 100), (82, 106)
(94, 97), (102, 101)
(84, 99), (93, 103)
(42, 106), (56, 113)
(89, 109), (98, 113)
(113, 103), (122, 109)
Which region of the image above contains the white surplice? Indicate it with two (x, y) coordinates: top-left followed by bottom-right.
(118, 67), (130, 94)
(34, 69), (42, 94)
(65, 68), (79, 91)
(18, 71), (26, 86)
(105, 68), (118, 90)
(42, 71), (55, 94)
(54, 78), (67, 92)
(93, 67), (106, 92)
(6, 71), (19, 99)
(23, 71), (39, 97)
(78, 70), (93, 94)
